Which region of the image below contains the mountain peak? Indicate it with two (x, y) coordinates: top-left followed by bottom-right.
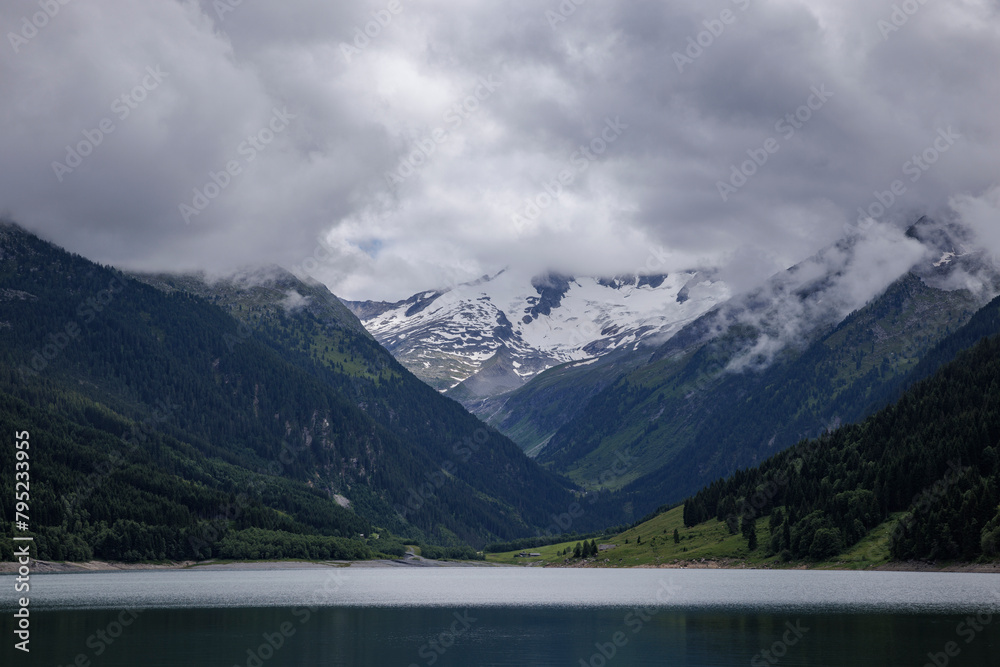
(132, 266), (372, 338)
(345, 270), (730, 399)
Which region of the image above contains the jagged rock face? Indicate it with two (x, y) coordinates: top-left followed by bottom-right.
(343, 269), (730, 395)
(523, 273), (572, 323)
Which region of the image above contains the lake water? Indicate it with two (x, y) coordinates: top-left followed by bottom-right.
(3, 567), (999, 666)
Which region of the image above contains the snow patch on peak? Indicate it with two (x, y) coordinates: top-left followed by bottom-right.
(346, 270), (729, 395)
(933, 252), (954, 267)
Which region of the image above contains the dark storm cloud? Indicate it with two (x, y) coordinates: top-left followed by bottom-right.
(1, 0), (998, 300)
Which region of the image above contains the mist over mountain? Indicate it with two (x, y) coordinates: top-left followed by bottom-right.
(338, 216), (1000, 522)
(347, 217), (999, 416)
(530, 217), (1000, 513)
(654, 217), (999, 373)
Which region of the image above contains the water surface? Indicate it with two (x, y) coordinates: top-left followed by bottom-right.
(3, 568), (997, 666)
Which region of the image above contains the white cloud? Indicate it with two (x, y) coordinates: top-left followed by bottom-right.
(280, 290), (311, 312)
(952, 186), (1000, 261)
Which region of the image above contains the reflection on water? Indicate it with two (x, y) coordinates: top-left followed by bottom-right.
(14, 607), (1000, 667)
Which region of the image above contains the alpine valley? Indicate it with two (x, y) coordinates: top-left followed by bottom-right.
(0, 221), (622, 563)
(348, 217), (1000, 519)
(4, 215), (1000, 568)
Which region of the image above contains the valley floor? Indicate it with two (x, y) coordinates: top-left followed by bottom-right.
(529, 559), (1000, 573)
(6, 504), (998, 576)
(0, 556), (510, 575)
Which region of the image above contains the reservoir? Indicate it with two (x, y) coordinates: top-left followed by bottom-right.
(3, 567), (998, 666)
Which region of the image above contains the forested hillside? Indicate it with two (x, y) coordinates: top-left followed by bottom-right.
(134, 269), (624, 536)
(0, 223), (618, 561)
(682, 332), (1000, 562)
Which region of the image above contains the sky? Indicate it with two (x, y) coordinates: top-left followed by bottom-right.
(2, 0), (1000, 300)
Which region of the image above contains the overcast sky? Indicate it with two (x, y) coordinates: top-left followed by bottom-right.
(2, 0), (999, 300)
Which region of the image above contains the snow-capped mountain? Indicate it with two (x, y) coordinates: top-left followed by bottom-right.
(343, 270), (729, 397)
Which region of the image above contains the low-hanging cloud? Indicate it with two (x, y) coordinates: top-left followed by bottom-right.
(1, 0), (999, 300)
(721, 221), (929, 371)
(679, 215), (998, 373)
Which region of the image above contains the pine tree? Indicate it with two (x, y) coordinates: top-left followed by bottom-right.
(673, 528), (680, 544)
(769, 507), (784, 531)
(741, 515), (754, 539)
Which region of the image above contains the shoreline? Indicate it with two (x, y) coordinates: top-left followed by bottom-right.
(4, 558), (999, 575)
(0, 556), (512, 575)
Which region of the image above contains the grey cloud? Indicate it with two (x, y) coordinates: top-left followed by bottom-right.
(0, 0), (998, 302)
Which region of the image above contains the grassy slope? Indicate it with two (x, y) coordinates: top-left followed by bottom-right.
(486, 505), (901, 569)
